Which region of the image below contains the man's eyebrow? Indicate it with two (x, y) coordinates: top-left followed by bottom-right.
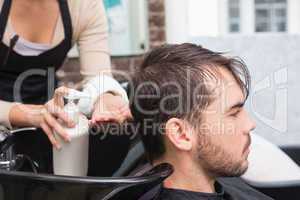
(227, 102), (245, 112)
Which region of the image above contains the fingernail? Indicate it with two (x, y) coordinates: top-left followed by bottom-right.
(66, 136), (71, 142)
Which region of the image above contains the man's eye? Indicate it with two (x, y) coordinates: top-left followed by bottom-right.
(230, 110), (240, 117)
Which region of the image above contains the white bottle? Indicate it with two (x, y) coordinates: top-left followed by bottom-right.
(53, 89), (90, 176)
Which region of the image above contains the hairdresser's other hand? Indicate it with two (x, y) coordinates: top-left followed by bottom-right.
(90, 92), (132, 125)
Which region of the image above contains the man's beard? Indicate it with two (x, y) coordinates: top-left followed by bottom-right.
(195, 134), (248, 178)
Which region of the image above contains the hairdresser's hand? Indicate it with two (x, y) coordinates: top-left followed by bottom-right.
(90, 92), (132, 125)
(41, 86), (76, 149)
(9, 87), (75, 149)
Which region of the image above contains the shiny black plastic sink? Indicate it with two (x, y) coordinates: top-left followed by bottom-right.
(0, 123), (173, 200)
(0, 163), (173, 200)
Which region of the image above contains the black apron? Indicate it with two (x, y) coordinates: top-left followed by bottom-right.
(0, 0), (73, 173)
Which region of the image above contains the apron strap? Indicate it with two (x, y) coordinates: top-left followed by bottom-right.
(58, 0), (73, 47)
(0, 0), (12, 41)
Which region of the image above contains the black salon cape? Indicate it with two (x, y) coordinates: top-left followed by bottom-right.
(156, 178), (274, 200)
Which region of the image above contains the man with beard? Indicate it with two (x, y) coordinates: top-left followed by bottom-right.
(130, 43), (273, 200)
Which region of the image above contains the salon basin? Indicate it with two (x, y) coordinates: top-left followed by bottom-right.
(0, 124), (173, 200)
(281, 146), (300, 167)
(252, 145), (300, 200)
(240, 134), (300, 200)
(0, 163), (173, 200)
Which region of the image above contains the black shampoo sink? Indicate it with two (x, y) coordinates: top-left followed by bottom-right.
(0, 126), (173, 200)
(0, 163), (173, 200)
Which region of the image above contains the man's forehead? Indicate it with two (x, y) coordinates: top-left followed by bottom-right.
(202, 67), (246, 107)
(202, 67), (241, 91)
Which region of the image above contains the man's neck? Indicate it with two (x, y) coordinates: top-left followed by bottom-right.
(155, 156), (216, 193)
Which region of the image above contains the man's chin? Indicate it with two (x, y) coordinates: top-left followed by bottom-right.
(244, 147), (251, 158)
(210, 163), (248, 178)
(239, 160), (249, 175)
(232, 158), (249, 177)
(222, 160), (249, 177)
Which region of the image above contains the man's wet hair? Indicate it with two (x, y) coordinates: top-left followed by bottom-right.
(130, 43), (251, 162)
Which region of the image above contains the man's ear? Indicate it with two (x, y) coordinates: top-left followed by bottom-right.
(165, 118), (193, 151)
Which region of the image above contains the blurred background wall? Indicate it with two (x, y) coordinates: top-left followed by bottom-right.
(59, 0), (166, 85)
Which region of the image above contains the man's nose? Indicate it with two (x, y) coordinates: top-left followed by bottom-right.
(244, 112), (256, 134)
(249, 117), (256, 132)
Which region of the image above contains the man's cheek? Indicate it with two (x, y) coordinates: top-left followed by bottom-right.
(225, 121), (236, 136)
(214, 119), (236, 136)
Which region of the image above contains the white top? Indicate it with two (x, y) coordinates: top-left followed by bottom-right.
(8, 21), (52, 56)
(12, 35), (51, 56)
